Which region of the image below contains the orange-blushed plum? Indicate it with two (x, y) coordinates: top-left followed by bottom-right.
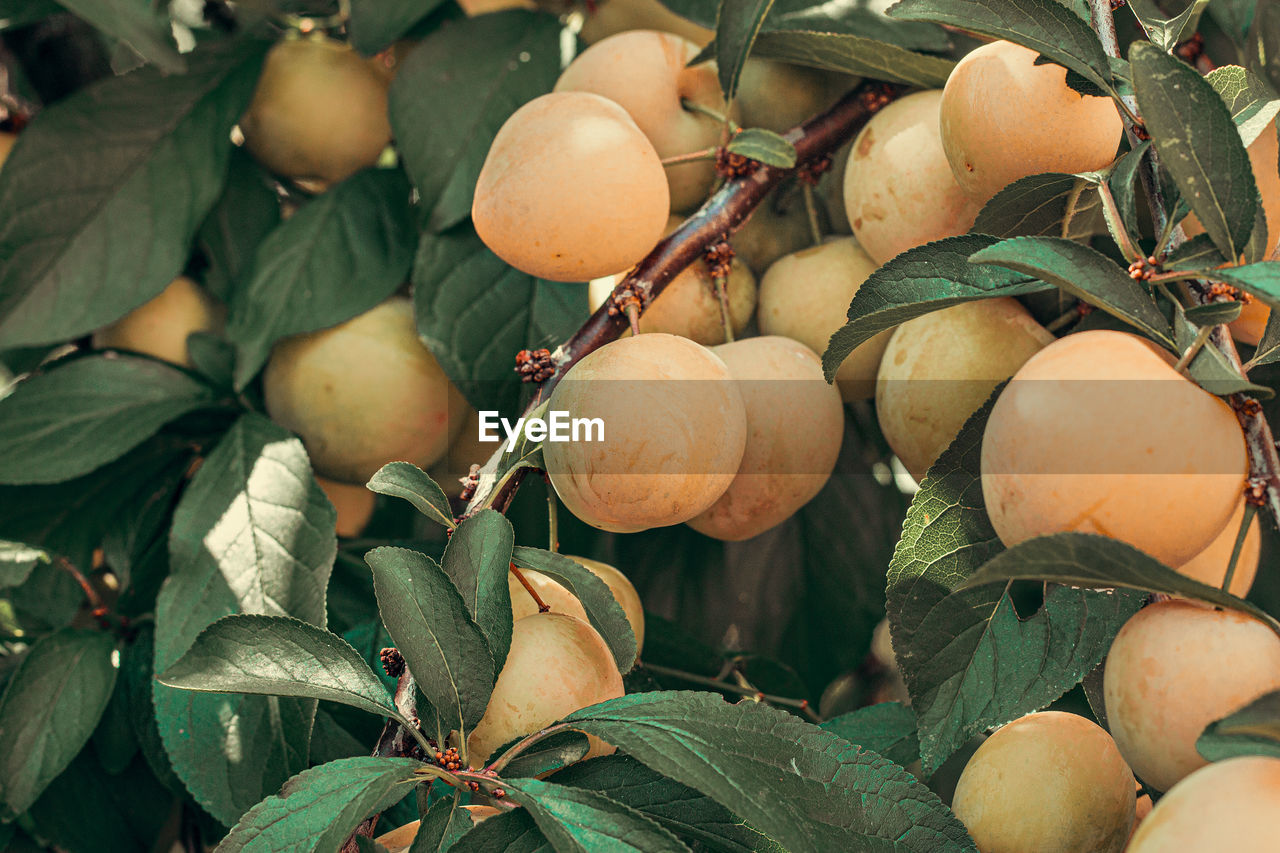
(876, 298), (1053, 481)
(472, 92), (669, 282)
(92, 276), (224, 369)
(844, 90), (985, 265)
(509, 557), (645, 652)
(940, 40), (1123, 202)
(579, 0), (713, 51)
(687, 337), (843, 540)
(951, 711), (1135, 853)
(375, 806), (503, 852)
(315, 476), (375, 538)
(757, 237), (887, 400)
(239, 35), (391, 190)
(980, 330), (1246, 567)
(1176, 498), (1260, 597)
(466, 613), (624, 767)
(542, 333), (747, 533)
(263, 297), (467, 485)
(587, 217), (756, 344)
(1127, 756), (1280, 852)
(1104, 600), (1280, 792)
(554, 31), (733, 212)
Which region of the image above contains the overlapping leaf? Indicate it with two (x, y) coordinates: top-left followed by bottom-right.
(1198, 689), (1280, 761)
(441, 510), (515, 675)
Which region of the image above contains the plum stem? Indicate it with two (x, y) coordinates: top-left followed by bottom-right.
(1221, 502), (1257, 593)
(510, 563), (550, 613)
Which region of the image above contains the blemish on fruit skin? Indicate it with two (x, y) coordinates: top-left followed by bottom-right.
(856, 129), (875, 158)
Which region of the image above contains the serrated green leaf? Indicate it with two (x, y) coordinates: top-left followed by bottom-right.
(1186, 301), (1245, 326)
(54, 0), (184, 73)
(500, 730), (591, 780)
(366, 545), (496, 734)
(1250, 309), (1280, 367)
(410, 794), (477, 853)
(218, 756), (424, 852)
(888, 0), (1113, 91)
(368, 462), (456, 529)
(821, 702), (920, 769)
(451, 809), (550, 852)
(0, 629), (117, 818)
(971, 173), (1103, 239)
(1198, 689), (1280, 761)
(0, 38), (267, 348)
(0, 354), (216, 485)
(564, 692), (975, 852)
(760, 0), (951, 50)
(389, 11), (559, 233)
(0, 0), (60, 29)
(155, 413), (335, 826)
(1217, 261), (1280, 309)
(1165, 233), (1228, 270)
(0, 540), (45, 588)
(1127, 0), (1210, 52)
(92, 674), (137, 774)
(716, 0), (776, 105)
(745, 30), (954, 87)
(969, 236), (1175, 346)
(441, 510), (515, 677)
(725, 127), (795, 168)
(226, 168), (417, 389)
(349, 0), (448, 55)
(1247, 0), (1280, 94)
(1206, 64), (1280, 147)
(502, 779), (691, 853)
(1108, 142), (1149, 242)
(511, 547), (637, 673)
(1131, 42), (1258, 261)
(197, 146), (281, 304)
(158, 614), (400, 721)
(822, 235), (1051, 380)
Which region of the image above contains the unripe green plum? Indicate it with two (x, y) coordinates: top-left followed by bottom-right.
(542, 333), (747, 532)
(1177, 498), (1260, 596)
(263, 297), (467, 484)
(466, 612), (624, 767)
(757, 237), (888, 400)
(844, 90), (985, 265)
(239, 35), (392, 190)
(951, 711), (1135, 853)
(472, 92), (669, 281)
(315, 476), (375, 538)
(687, 336), (844, 540)
(375, 805), (502, 852)
(940, 40), (1123, 202)
(732, 190), (821, 274)
(737, 59), (846, 134)
(555, 31), (733, 212)
(509, 556), (645, 653)
(92, 276), (224, 368)
(1104, 600), (1280, 792)
(876, 298), (1053, 481)
(579, 0), (713, 49)
(981, 330), (1246, 567)
(1127, 756), (1280, 851)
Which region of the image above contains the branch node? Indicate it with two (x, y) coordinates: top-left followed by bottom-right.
(796, 154), (833, 185)
(515, 348), (554, 383)
(716, 147), (758, 179)
(380, 647), (406, 678)
(459, 464), (481, 502)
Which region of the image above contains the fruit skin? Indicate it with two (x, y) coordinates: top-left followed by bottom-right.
(1229, 297), (1271, 346)
(543, 333), (747, 533)
(0, 131), (15, 169)
(843, 90), (985, 265)
(1176, 498), (1260, 596)
(737, 59), (845, 135)
(472, 91), (669, 282)
(315, 476), (375, 538)
(240, 36), (391, 189)
(587, 218), (756, 345)
(466, 613), (624, 767)
(940, 40), (1123, 202)
(580, 0), (713, 50)
(263, 297), (467, 485)
(876, 298), (1052, 481)
(757, 237), (888, 400)
(1104, 600), (1280, 792)
(980, 329), (1246, 568)
(375, 805), (502, 852)
(951, 711), (1135, 853)
(687, 337), (844, 541)
(92, 276), (224, 368)
(1127, 756), (1280, 851)
(509, 556), (646, 653)
(732, 191), (821, 275)
(554, 31), (733, 212)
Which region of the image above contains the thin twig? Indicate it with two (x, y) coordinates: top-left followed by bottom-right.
(644, 661), (822, 722)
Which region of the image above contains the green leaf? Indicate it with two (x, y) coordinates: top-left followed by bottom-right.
(0, 541), (46, 589)
(0, 629), (117, 818)
(349, 0), (448, 55)
(725, 128), (795, 168)
(196, 146), (281, 303)
(0, 0), (61, 30)
(452, 810), (550, 852)
(389, 11), (559, 233)
(1127, 0), (1210, 52)
(441, 510), (515, 676)
(367, 462), (456, 529)
(1165, 233), (1228, 270)
(0, 354), (216, 485)
(761, 0), (951, 50)
(1198, 689), (1280, 761)
(1185, 301), (1244, 326)
(1108, 142), (1150, 242)
(366, 545), (496, 734)
(745, 31), (954, 88)
(1206, 65), (1280, 147)
(716, 0), (776, 105)
(414, 224), (587, 416)
(411, 794), (477, 853)
(158, 614), (401, 721)
(960, 531), (1280, 634)
(888, 0), (1113, 91)
(1251, 310), (1280, 367)
(502, 779), (691, 853)
(121, 625), (182, 792)
(822, 235), (1052, 380)
(0, 38), (267, 348)
(1217, 261), (1280, 309)
(154, 413), (335, 826)
(499, 730), (591, 780)
(564, 692), (975, 852)
(54, 0), (184, 73)
(1173, 308), (1270, 396)
(971, 173), (1103, 239)
(821, 702), (920, 769)
(969, 236), (1175, 346)
(1131, 42), (1258, 261)
(886, 397), (1144, 775)
(218, 756), (424, 852)
(226, 168), (417, 389)
(511, 547), (637, 673)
